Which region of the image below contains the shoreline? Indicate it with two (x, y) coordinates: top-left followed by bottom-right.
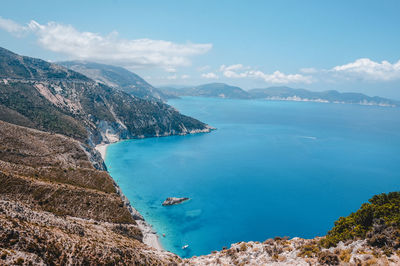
(95, 142), (164, 251)
(95, 143), (109, 161)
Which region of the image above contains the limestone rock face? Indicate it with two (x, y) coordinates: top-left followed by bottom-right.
(162, 197), (190, 206)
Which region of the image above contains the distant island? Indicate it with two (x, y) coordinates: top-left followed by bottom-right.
(159, 83), (399, 107)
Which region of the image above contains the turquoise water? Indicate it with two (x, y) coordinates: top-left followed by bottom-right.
(106, 97), (400, 258)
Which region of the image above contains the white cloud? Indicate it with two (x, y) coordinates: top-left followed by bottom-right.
(331, 58), (400, 81)
(0, 17), (28, 36)
(220, 64), (312, 84)
(181, 74), (190, 79)
(201, 72), (219, 79)
(0, 17), (212, 70)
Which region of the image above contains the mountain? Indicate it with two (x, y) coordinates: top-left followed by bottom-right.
(160, 83), (251, 99)
(0, 47), (211, 147)
(59, 61), (166, 101)
(160, 81), (398, 107)
(249, 86), (398, 107)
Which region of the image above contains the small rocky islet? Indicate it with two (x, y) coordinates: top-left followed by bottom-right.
(162, 197), (190, 206)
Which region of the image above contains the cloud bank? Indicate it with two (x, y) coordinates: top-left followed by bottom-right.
(0, 17), (212, 70)
(219, 64), (312, 84)
(331, 58), (400, 81)
(1, 17), (399, 86)
(214, 58), (400, 85)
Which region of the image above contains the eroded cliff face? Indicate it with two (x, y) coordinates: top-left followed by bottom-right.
(0, 47), (212, 149)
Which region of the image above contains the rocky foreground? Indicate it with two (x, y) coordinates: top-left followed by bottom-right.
(186, 237), (400, 265)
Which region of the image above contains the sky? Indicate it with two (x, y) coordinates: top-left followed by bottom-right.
(1, 0), (400, 99)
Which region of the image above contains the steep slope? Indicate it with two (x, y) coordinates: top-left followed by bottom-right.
(160, 83), (251, 99)
(0, 120), (180, 265)
(0, 47), (211, 146)
(59, 61), (166, 101)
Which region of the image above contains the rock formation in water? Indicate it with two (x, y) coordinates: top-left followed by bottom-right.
(162, 197), (190, 206)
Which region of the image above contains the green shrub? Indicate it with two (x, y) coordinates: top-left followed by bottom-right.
(321, 192), (400, 247)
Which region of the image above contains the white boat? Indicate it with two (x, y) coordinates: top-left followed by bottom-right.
(182, 244), (189, 249)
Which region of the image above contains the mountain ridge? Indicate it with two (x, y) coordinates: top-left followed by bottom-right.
(159, 83), (398, 107)
(59, 60), (167, 101)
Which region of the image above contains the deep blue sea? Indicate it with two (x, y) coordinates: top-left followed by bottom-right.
(106, 97), (400, 258)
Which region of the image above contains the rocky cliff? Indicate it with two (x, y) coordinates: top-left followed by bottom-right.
(0, 47), (211, 149)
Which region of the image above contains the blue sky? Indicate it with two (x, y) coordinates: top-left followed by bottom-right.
(1, 0), (400, 99)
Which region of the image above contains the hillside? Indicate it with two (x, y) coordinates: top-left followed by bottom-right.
(59, 61), (167, 101)
(0, 47), (211, 146)
(0, 120), (181, 264)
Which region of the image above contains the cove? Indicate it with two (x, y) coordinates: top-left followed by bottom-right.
(105, 97), (400, 258)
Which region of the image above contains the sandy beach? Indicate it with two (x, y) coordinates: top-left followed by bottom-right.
(95, 143), (109, 161)
(137, 221), (163, 250)
(95, 142), (164, 251)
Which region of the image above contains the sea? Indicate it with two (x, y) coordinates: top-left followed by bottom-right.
(105, 97), (400, 258)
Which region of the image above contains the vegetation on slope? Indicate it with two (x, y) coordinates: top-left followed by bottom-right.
(0, 120), (132, 223)
(321, 192), (400, 251)
(0, 120), (182, 264)
(0, 82), (88, 140)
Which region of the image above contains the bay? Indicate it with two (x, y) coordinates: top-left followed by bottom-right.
(106, 97), (400, 258)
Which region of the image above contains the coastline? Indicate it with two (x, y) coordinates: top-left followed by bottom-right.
(95, 143), (109, 160)
(95, 142), (164, 251)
